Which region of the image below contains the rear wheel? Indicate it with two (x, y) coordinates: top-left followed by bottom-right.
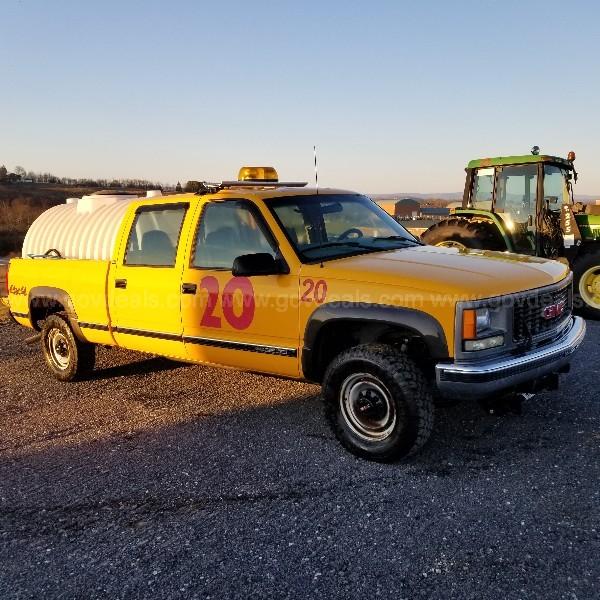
(322, 344), (434, 462)
(572, 251), (600, 320)
(421, 218), (506, 251)
(41, 314), (96, 381)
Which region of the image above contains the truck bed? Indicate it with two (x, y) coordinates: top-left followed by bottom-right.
(7, 258), (113, 343)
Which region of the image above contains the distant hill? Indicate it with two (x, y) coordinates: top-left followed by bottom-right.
(371, 192), (599, 204)
(371, 192), (463, 202)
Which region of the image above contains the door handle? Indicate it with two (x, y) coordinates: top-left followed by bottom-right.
(181, 282), (197, 294)
(115, 279), (127, 289)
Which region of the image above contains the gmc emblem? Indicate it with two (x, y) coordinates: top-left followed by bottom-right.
(542, 300), (566, 320)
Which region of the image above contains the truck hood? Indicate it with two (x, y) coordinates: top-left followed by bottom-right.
(313, 245), (569, 299)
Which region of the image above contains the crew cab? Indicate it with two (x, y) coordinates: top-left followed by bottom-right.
(6, 167), (586, 461)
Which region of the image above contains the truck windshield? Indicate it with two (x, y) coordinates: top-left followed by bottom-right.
(269, 194), (420, 262)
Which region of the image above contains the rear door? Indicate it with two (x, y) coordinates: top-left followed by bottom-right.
(109, 202), (191, 358)
(179, 198), (300, 377)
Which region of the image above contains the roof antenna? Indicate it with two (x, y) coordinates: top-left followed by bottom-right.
(313, 145), (319, 195)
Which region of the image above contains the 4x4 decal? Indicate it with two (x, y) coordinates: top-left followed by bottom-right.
(9, 284), (27, 296)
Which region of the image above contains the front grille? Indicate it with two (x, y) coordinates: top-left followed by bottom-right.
(513, 283), (572, 344)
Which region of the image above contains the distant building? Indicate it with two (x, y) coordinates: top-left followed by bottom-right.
(419, 207), (450, 220)
(395, 198), (421, 219)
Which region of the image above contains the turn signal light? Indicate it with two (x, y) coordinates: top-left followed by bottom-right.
(462, 309), (477, 340)
(238, 166), (279, 182)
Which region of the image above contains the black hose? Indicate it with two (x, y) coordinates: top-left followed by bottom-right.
(43, 249), (63, 258)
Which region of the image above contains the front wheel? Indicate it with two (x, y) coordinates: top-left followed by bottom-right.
(322, 344), (434, 462)
(572, 252), (600, 320)
(41, 314), (96, 381)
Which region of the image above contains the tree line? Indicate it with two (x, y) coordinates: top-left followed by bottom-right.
(0, 164), (168, 190)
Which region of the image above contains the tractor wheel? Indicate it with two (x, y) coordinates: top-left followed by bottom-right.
(572, 251), (600, 320)
(421, 218), (505, 251)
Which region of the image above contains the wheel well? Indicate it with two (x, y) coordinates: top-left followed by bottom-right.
(309, 320), (435, 383)
(29, 297), (67, 330)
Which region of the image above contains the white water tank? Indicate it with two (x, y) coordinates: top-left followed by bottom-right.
(22, 191), (144, 260)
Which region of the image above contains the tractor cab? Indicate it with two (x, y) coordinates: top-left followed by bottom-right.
(462, 152), (575, 257)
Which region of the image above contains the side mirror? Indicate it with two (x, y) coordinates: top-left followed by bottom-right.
(232, 253), (284, 277)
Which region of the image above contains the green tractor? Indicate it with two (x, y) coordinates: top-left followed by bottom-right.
(421, 149), (600, 319)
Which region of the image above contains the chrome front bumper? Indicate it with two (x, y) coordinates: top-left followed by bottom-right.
(435, 316), (586, 400)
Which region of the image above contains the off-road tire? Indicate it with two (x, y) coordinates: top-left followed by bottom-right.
(41, 314), (96, 381)
(572, 251), (600, 320)
(322, 344), (434, 462)
(421, 218), (506, 251)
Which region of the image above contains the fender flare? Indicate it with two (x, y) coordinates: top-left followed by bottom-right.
(302, 302), (449, 382)
(28, 286), (85, 340)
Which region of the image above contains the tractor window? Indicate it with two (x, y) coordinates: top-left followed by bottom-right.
(543, 165), (570, 212)
(471, 168), (494, 209)
(495, 165), (538, 224)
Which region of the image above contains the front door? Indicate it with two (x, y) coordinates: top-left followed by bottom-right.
(110, 202), (191, 359)
(494, 164), (539, 254)
(180, 199), (300, 378)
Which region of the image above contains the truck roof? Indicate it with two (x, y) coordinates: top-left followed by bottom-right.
(467, 155), (572, 169)
(134, 187), (360, 207)
(215, 186), (358, 200)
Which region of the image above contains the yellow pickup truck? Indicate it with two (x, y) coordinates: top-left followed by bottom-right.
(6, 167), (586, 461)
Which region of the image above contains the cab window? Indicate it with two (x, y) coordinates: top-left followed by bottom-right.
(543, 165), (570, 211)
(495, 165), (538, 224)
(471, 168), (494, 209)
(124, 205), (187, 267)
(192, 201), (277, 270)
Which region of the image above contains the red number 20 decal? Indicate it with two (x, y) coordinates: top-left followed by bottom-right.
(200, 276), (255, 330)
(301, 279), (327, 304)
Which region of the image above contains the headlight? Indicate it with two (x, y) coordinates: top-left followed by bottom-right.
(475, 308), (491, 333)
(461, 307), (505, 352)
(462, 308), (492, 338)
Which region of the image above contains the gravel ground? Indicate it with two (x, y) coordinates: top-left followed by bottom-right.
(0, 317), (598, 599)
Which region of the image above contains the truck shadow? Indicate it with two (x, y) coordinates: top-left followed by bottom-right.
(0, 320), (596, 483)
(87, 356), (182, 380)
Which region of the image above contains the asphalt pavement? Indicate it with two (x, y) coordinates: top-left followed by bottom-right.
(0, 317), (598, 599)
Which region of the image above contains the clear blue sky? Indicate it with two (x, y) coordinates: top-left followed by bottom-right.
(2, 0), (599, 194)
